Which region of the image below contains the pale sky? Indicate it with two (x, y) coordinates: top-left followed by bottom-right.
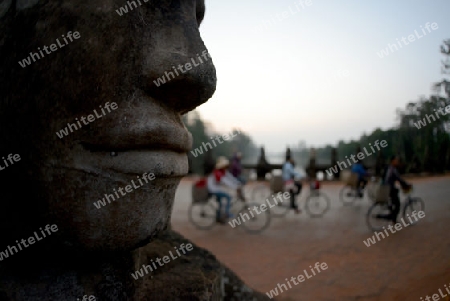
(197, 0), (450, 152)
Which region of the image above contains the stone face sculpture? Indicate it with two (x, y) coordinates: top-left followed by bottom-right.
(1, 0), (216, 250)
(0, 1), (270, 300)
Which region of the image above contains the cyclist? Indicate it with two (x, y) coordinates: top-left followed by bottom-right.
(207, 156), (243, 223)
(282, 156), (303, 214)
(382, 155), (412, 223)
(351, 162), (369, 197)
(229, 151), (246, 185)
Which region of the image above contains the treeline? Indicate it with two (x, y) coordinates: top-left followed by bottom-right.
(182, 111), (258, 175)
(183, 39), (450, 175)
(290, 39), (450, 173)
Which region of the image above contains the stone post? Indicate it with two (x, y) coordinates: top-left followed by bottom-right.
(307, 147), (316, 179)
(256, 147), (270, 180)
(203, 150), (215, 176)
(286, 147), (291, 161)
(375, 149), (384, 176)
(331, 147), (338, 179)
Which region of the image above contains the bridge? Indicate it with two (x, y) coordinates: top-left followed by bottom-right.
(197, 146), (386, 180)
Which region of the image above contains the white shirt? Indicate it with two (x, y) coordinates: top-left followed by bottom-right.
(207, 170), (241, 193)
(282, 162), (303, 181)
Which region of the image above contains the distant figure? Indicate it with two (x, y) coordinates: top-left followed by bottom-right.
(207, 157), (242, 223)
(382, 155), (411, 223)
(282, 157), (303, 214)
(230, 151), (245, 184)
(351, 162), (369, 197)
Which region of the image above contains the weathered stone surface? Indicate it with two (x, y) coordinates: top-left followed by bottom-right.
(0, 230), (270, 301)
(0, 0), (215, 250)
(16, 0), (39, 10)
(0, 0), (268, 300)
(0, 0), (12, 18)
(133, 230), (270, 301)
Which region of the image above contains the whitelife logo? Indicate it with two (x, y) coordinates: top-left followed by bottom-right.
(228, 192), (290, 228)
(251, 0), (313, 33)
(77, 295), (96, 301)
(56, 102), (118, 139)
(413, 104), (450, 129)
(363, 211), (425, 247)
(131, 243), (193, 280)
(93, 172), (156, 209)
(152, 50), (211, 87)
(419, 282), (450, 301)
(190, 129), (240, 158)
(18, 31), (81, 68)
(265, 262), (328, 299)
(115, 0), (150, 16)
(326, 140), (388, 176)
(376, 22), (439, 58)
(0, 153), (21, 171)
(0, 224), (59, 261)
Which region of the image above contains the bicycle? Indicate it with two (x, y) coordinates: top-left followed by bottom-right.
(188, 179), (271, 234)
(366, 186), (424, 232)
(252, 177), (330, 218)
(339, 174), (377, 205)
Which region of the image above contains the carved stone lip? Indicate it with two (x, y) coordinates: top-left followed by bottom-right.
(74, 96), (192, 177)
(80, 114), (192, 154)
(81, 137), (191, 153)
(71, 149), (189, 178)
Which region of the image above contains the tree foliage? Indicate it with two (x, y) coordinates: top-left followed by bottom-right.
(183, 39), (450, 174)
(287, 39), (450, 173)
(182, 111), (258, 175)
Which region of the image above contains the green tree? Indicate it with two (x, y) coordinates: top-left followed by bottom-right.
(182, 111), (258, 174)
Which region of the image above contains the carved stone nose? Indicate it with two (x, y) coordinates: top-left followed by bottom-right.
(142, 49), (217, 114)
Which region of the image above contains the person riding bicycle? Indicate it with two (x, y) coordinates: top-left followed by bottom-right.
(282, 157), (303, 214)
(382, 155), (412, 223)
(351, 162), (369, 198)
(207, 156), (243, 223)
(229, 151), (246, 185)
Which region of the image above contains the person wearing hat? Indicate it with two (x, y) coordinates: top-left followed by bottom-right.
(207, 156), (242, 223)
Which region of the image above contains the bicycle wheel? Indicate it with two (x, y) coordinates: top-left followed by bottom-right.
(253, 184), (290, 217)
(267, 194), (290, 217)
(366, 202), (392, 232)
(230, 197), (245, 216)
(366, 182), (377, 202)
(188, 201), (218, 230)
(305, 191), (330, 217)
(251, 184), (270, 202)
(238, 202), (271, 234)
(403, 197), (425, 226)
(339, 185), (358, 205)
(229, 195), (241, 210)
(242, 185), (253, 201)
